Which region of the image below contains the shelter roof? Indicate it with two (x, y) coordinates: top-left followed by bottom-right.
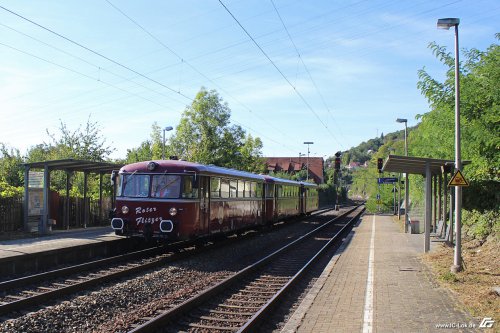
(23, 159), (123, 173)
(382, 155), (470, 176)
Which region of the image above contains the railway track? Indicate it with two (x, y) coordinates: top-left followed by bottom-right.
(0, 207), (337, 320)
(129, 205), (365, 332)
(0, 245), (183, 318)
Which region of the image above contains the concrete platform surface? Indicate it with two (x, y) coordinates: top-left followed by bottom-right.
(283, 214), (480, 333)
(0, 227), (120, 260)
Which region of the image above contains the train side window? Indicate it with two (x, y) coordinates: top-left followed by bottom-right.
(237, 180), (245, 198)
(211, 177), (220, 198)
(266, 184), (274, 198)
(249, 182), (256, 197)
(220, 179), (230, 198)
(256, 183), (263, 197)
(244, 181), (251, 198)
(230, 180), (237, 198)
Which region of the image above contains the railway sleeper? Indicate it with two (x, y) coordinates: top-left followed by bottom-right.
(255, 275), (288, 281)
(217, 304), (261, 310)
(238, 289), (276, 295)
(196, 315), (248, 324)
(230, 295), (270, 302)
(200, 308), (254, 317)
(4, 295), (26, 301)
(250, 280), (285, 287)
(225, 300), (266, 307)
(188, 322), (239, 331)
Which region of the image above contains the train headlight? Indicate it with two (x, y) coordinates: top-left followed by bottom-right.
(169, 207), (178, 216)
(121, 205), (129, 214)
(147, 161), (158, 171)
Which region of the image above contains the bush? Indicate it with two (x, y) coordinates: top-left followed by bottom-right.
(0, 180), (23, 198)
(462, 209), (499, 240)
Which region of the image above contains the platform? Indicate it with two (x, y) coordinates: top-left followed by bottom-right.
(0, 227), (129, 276)
(283, 214), (479, 333)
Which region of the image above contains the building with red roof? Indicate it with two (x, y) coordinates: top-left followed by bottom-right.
(265, 157), (324, 184)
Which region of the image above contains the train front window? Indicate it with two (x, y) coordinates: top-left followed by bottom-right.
(122, 174), (150, 197)
(152, 175), (181, 198)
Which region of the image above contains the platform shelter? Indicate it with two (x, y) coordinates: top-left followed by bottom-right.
(23, 159), (123, 235)
(382, 155), (469, 252)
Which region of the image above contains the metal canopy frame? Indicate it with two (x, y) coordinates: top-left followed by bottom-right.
(382, 155), (457, 176)
(23, 159), (123, 235)
(381, 155), (469, 252)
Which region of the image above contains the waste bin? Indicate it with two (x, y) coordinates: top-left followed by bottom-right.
(48, 219), (56, 232)
(410, 220), (420, 234)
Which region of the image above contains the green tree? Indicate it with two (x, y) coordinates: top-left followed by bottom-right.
(167, 88), (264, 171)
(0, 144), (23, 187)
(415, 35), (499, 211)
(42, 117), (115, 161)
(25, 117), (115, 198)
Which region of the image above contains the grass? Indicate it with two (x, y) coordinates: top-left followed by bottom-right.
(421, 237), (500, 331)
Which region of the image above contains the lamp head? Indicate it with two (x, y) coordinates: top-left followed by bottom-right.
(396, 118), (407, 123)
(164, 126), (173, 131)
(437, 18), (460, 30)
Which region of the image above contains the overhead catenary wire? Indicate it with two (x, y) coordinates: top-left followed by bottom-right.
(269, 0), (345, 149)
(104, 0), (302, 154)
(0, 4), (193, 101)
(0, 4), (303, 156)
(218, 0), (341, 148)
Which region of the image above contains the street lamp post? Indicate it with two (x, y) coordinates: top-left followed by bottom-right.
(438, 17), (462, 273)
(396, 118), (409, 232)
(303, 142), (314, 181)
(162, 126), (173, 160)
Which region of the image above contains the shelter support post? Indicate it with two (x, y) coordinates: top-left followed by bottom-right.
(443, 172), (448, 234)
(425, 162), (431, 252)
(41, 165), (50, 235)
(398, 173), (401, 220)
(83, 171), (89, 228)
(433, 175), (437, 232)
(23, 166), (30, 232)
(438, 174), (443, 236)
(404, 172), (409, 232)
(99, 173), (103, 223)
(65, 171), (71, 230)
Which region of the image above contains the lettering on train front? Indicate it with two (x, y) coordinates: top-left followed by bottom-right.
(134, 206), (161, 226)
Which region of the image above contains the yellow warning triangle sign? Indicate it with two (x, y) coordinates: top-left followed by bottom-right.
(448, 170), (469, 187)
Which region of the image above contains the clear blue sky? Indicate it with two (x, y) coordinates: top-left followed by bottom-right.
(0, 0), (498, 160)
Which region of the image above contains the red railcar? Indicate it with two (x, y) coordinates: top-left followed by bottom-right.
(110, 160), (318, 241)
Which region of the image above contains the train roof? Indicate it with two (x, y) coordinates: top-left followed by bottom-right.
(301, 181), (318, 188)
(119, 160), (265, 181)
(119, 160), (312, 186)
(262, 174), (303, 186)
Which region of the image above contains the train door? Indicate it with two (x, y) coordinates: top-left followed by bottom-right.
(301, 186), (306, 214)
(199, 176), (210, 234)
